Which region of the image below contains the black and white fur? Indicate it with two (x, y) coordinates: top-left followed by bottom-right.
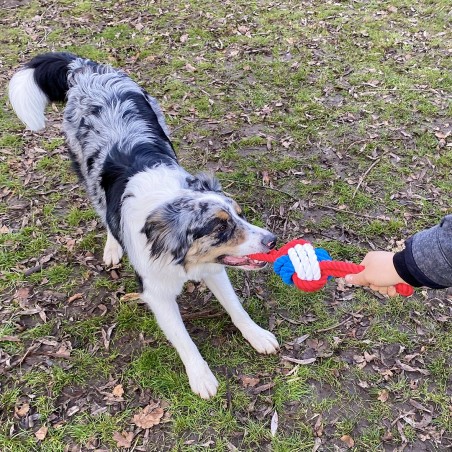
(9, 53), (279, 399)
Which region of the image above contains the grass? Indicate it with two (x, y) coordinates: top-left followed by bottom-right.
(0, 0), (451, 449)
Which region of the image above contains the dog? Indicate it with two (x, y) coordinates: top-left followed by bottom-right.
(8, 52), (279, 398)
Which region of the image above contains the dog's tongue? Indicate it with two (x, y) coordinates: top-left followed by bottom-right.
(219, 255), (267, 269)
(221, 256), (252, 266)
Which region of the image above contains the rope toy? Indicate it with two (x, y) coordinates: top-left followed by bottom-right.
(248, 239), (414, 297)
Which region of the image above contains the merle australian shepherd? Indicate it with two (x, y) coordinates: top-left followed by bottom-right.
(8, 52), (279, 398)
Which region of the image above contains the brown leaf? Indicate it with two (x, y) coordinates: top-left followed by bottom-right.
(409, 398), (431, 413)
(240, 376), (260, 388)
(67, 293), (83, 303)
(120, 293), (140, 302)
(14, 287), (30, 302)
(282, 356), (316, 365)
(364, 351), (376, 362)
(0, 335), (20, 342)
(252, 382), (275, 394)
(313, 414), (323, 437)
(132, 403), (164, 429)
(237, 25), (249, 34)
(395, 359), (430, 375)
(378, 389), (389, 402)
(186, 282), (196, 293)
(102, 323), (117, 351)
(112, 384), (124, 398)
(35, 426), (48, 441)
(185, 63), (196, 73)
(113, 431), (134, 448)
(340, 434), (355, 448)
(15, 402), (30, 417)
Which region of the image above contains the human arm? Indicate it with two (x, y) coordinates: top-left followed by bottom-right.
(345, 215), (452, 295)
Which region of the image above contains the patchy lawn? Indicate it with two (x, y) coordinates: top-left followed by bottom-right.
(0, 0), (451, 450)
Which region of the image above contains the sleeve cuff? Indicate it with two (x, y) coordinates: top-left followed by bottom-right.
(393, 240), (448, 289)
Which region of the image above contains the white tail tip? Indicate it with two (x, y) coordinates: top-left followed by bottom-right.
(8, 68), (48, 132)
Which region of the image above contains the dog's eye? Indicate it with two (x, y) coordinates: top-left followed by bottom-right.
(218, 222), (228, 233)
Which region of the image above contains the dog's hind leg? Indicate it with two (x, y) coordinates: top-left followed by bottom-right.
(103, 228), (124, 266)
(140, 288), (219, 399)
(203, 269), (279, 354)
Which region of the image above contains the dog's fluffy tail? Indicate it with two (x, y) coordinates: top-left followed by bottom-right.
(8, 52), (77, 131)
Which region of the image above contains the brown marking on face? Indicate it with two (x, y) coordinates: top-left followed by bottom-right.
(184, 222), (247, 269)
(216, 210), (230, 221)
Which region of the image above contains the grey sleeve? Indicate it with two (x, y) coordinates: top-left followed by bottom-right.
(393, 215), (452, 289)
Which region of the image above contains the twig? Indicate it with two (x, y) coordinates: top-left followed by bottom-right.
(221, 178), (299, 202)
(181, 310), (223, 321)
(352, 154), (386, 198)
(314, 203), (391, 221)
(278, 313), (303, 325)
(315, 308), (364, 333)
(358, 87), (442, 95)
(1, 343), (41, 374)
(23, 264), (44, 276)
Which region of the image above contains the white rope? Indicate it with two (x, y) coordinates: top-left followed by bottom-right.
(288, 244), (321, 281)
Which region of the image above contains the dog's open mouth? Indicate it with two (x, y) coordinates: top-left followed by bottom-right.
(218, 255), (267, 270)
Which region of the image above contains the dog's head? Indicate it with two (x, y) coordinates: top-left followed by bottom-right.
(142, 175), (276, 270)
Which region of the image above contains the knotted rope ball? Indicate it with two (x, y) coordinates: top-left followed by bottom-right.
(248, 239), (414, 297)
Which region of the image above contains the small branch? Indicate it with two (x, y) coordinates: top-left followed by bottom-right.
(352, 154), (386, 198)
(181, 310), (223, 321)
(315, 308), (364, 333)
(314, 204), (391, 221)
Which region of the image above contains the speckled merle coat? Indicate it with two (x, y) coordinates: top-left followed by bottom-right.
(9, 53), (279, 399)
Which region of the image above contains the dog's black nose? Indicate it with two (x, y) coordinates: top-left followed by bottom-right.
(262, 233), (277, 250)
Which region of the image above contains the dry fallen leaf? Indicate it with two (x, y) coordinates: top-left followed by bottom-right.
(112, 384), (124, 398)
(67, 293), (83, 303)
(120, 293), (141, 302)
(270, 410), (278, 437)
(35, 426), (48, 441)
(15, 402), (30, 418)
(132, 403), (164, 429)
(282, 356), (316, 365)
(185, 63), (196, 73)
(340, 434), (355, 448)
(14, 287), (30, 302)
(113, 430), (134, 448)
(240, 376), (260, 388)
(378, 389), (389, 402)
(180, 34), (189, 43)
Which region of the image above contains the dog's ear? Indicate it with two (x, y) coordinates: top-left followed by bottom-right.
(141, 197), (196, 264)
(186, 173), (222, 193)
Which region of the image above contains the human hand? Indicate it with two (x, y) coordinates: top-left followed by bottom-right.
(344, 251), (406, 296)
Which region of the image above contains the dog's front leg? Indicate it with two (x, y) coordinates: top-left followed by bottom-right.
(140, 289), (219, 399)
(103, 228), (124, 266)
(203, 269), (279, 354)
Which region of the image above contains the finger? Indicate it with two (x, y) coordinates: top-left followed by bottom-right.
(345, 271), (369, 286)
(387, 286), (397, 297)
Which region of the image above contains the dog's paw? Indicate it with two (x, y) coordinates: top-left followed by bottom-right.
(103, 239), (123, 266)
(187, 360), (219, 399)
(243, 325), (279, 355)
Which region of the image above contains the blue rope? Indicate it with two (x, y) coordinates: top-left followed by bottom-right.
(273, 247), (332, 285)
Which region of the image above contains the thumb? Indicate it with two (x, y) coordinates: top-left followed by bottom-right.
(345, 271), (368, 286)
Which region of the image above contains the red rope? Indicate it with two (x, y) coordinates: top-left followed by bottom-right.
(249, 239), (414, 297)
